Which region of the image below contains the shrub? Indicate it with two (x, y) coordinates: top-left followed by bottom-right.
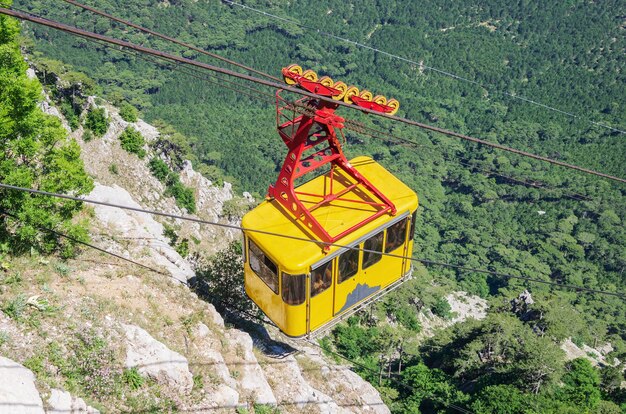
(148, 157), (169, 182)
(192, 374), (204, 391)
(193, 242), (260, 316)
(59, 101), (79, 130)
(165, 180), (196, 213)
(82, 129), (94, 142)
(253, 404), (280, 414)
(119, 126), (146, 158)
(84, 107), (109, 137)
(119, 102), (138, 122)
(175, 238), (189, 257)
(432, 297), (453, 319)
(148, 158), (195, 212)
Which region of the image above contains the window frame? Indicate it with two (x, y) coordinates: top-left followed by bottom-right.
(281, 272), (306, 305)
(362, 230), (384, 269)
(310, 260), (333, 297)
(337, 248), (360, 283)
(248, 239), (279, 294)
(385, 218), (408, 253)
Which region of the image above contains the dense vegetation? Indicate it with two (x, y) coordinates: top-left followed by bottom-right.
(12, 0), (626, 412)
(0, 0), (92, 258)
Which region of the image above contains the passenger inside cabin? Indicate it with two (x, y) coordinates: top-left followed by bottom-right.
(313, 273), (324, 294)
(312, 263), (332, 295)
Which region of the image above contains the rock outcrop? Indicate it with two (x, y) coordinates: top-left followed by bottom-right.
(88, 183), (194, 283)
(224, 330), (277, 406)
(122, 323), (194, 393)
(0, 356), (44, 414)
(418, 291), (489, 339)
(561, 338), (622, 368)
(47, 389), (99, 414)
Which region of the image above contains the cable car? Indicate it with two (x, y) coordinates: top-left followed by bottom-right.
(242, 66), (418, 337)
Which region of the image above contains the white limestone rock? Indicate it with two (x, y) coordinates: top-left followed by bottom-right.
(47, 389), (99, 414)
(261, 353), (338, 413)
(134, 119), (160, 142)
(201, 384), (240, 411)
(87, 183), (194, 282)
(122, 323), (194, 393)
(0, 356), (44, 414)
(225, 330), (277, 406)
(26, 67), (37, 79)
(304, 349), (390, 414)
(179, 160), (233, 222)
(446, 291), (488, 323)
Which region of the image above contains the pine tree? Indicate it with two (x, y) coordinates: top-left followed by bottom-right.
(0, 2), (93, 256)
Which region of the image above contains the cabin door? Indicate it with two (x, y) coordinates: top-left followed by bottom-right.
(308, 260), (335, 332)
(333, 247), (361, 316)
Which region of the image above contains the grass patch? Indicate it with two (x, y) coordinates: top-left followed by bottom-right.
(123, 367), (145, 390)
(2, 294), (27, 320)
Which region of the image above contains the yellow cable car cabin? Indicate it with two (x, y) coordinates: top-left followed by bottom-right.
(242, 156), (418, 337)
(243, 65), (417, 337)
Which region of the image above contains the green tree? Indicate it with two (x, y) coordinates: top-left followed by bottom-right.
(432, 297), (453, 319)
(0, 4), (93, 256)
(470, 384), (526, 414)
(164, 174), (196, 213)
(193, 242), (261, 316)
(559, 358), (601, 411)
(400, 363), (467, 412)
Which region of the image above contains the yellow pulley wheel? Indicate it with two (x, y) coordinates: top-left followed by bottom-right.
(331, 81), (348, 100)
(373, 95), (387, 105)
(359, 90), (373, 101)
(343, 86), (360, 104)
(302, 69), (318, 82)
(284, 64), (302, 85)
(318, 76), (334, 87)
(386, 98), (400, 115)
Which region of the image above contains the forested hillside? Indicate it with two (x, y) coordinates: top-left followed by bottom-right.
(11, 0), (626, 412)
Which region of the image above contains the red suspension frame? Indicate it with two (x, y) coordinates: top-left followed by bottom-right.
(268, 92), (396, 245)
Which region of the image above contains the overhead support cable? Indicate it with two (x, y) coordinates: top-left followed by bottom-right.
(93, 39), (591, 204)
(0, 210), (167, 275)
(3, 7), (624, 185)
(0, 182), (624, 300)
(82, 34), (594, 204)
(222, 0), (626, 135)
(60, 0), (281, 82)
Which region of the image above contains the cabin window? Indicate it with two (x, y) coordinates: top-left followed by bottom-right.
(282, 273), (306, 305)
(311, 261), (332, 297)
(385, 219), (407, 253)
(248, 240), (278, 294)
(362, 231), (384, 269)
(410, 211), (417, 241)
(338, 248), (359, 283)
